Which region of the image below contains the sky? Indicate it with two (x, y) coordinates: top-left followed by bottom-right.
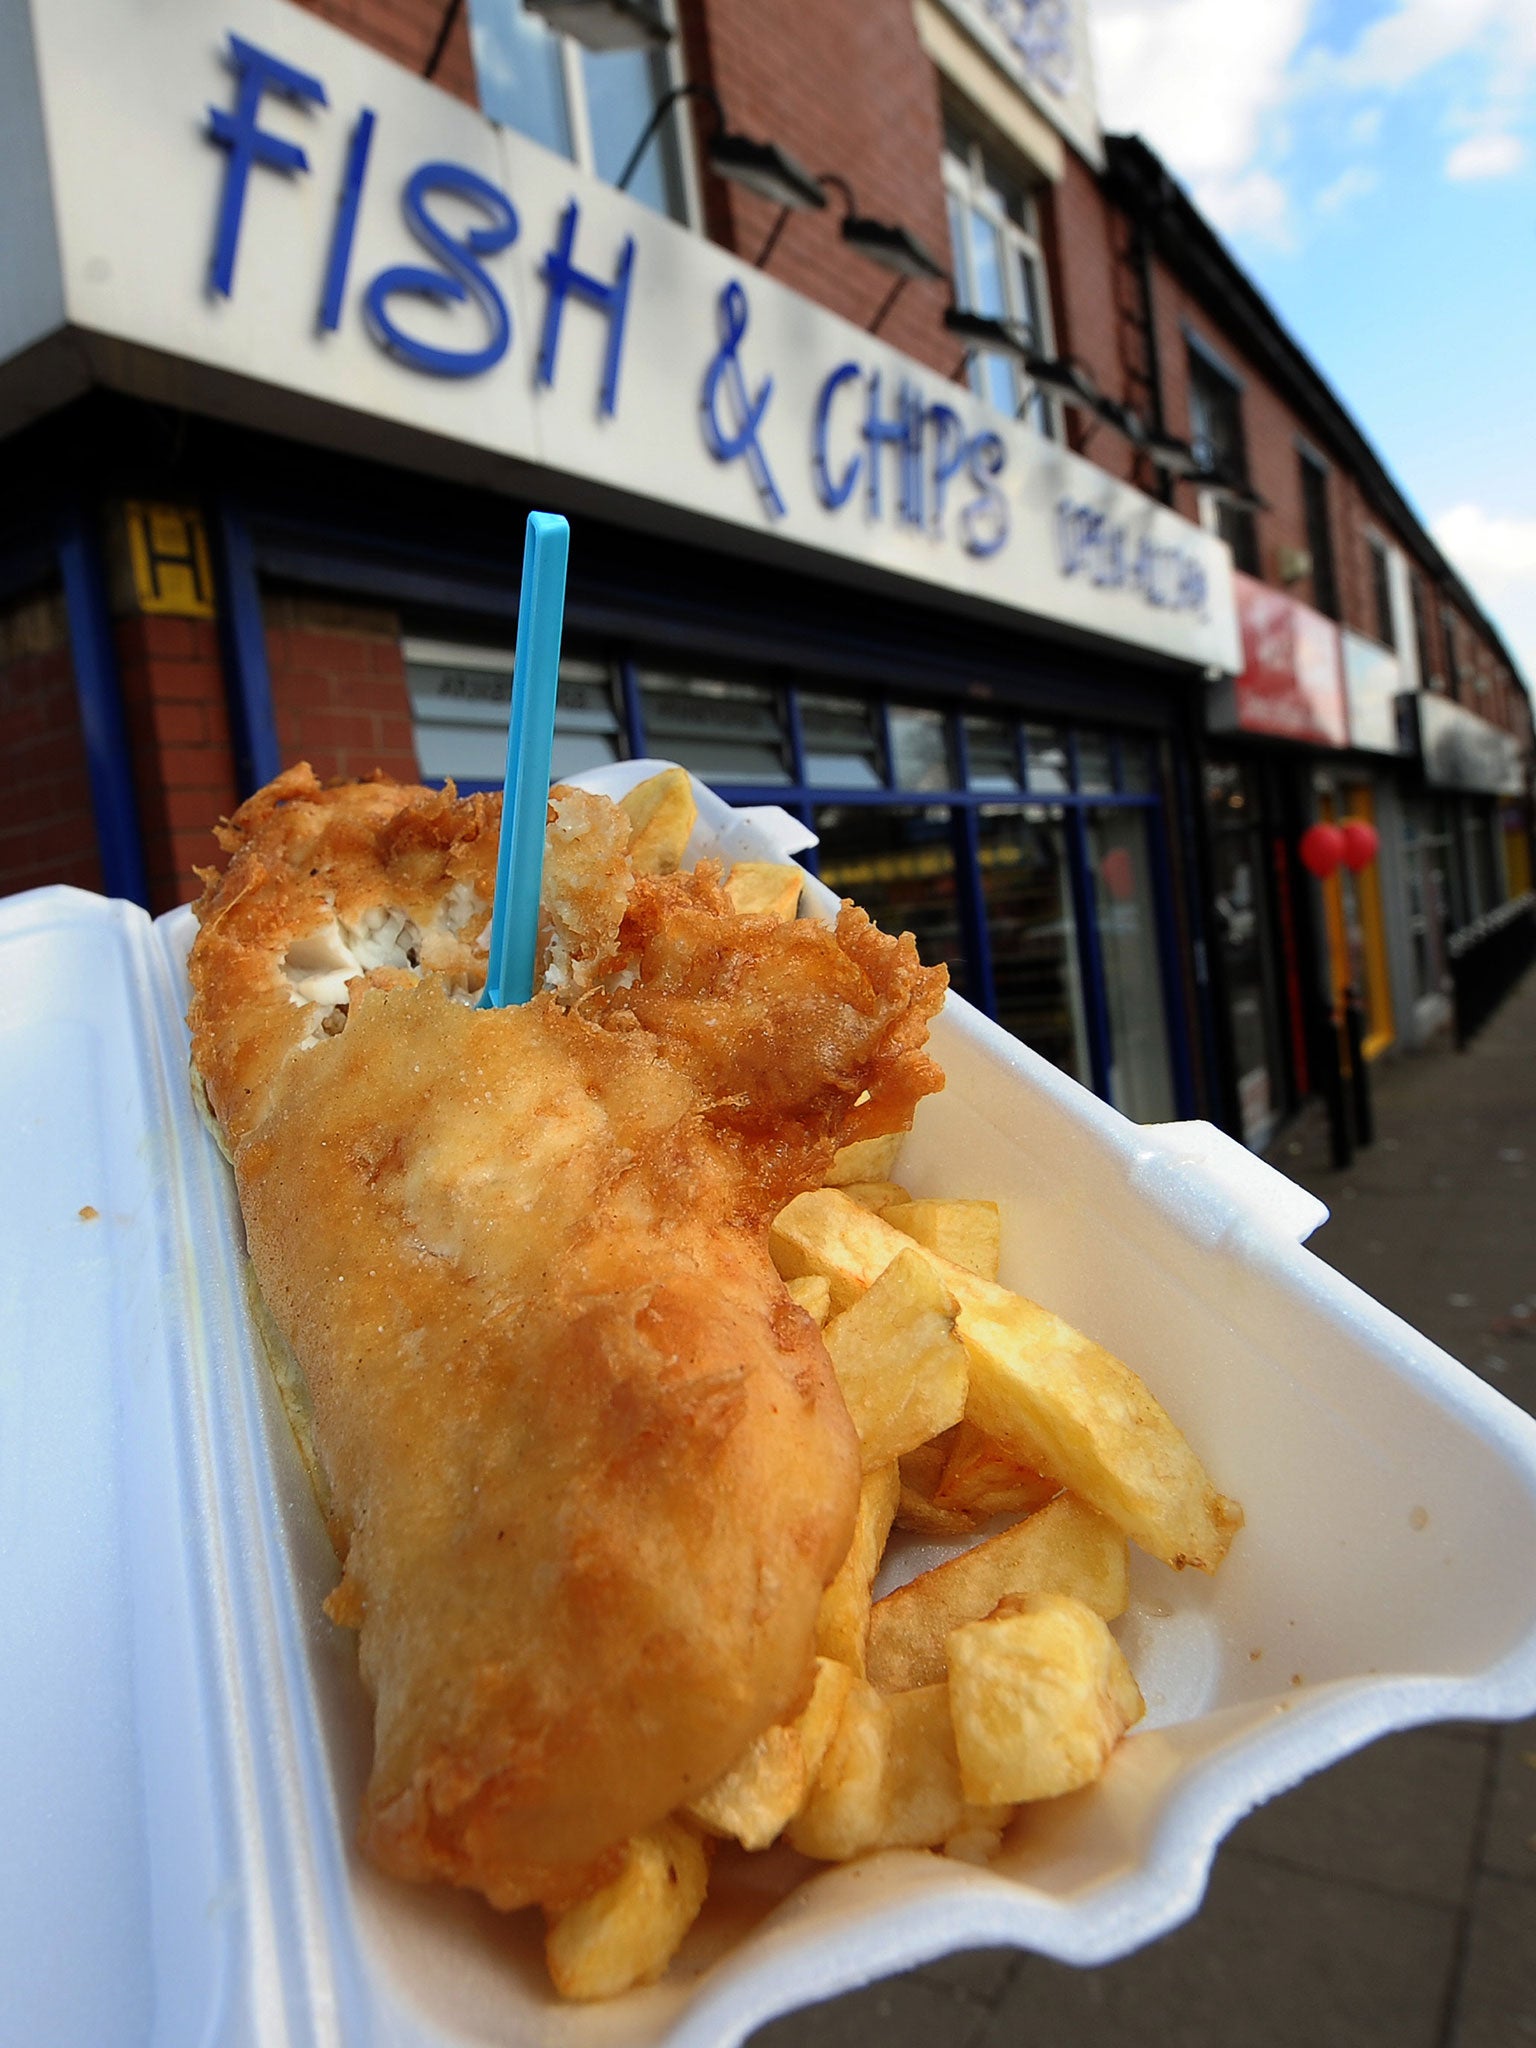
(1088, 0), (1536, 691)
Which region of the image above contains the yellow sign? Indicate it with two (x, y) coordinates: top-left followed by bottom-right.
(124, 502), (216, 618)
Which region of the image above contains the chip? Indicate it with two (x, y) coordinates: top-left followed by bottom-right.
(786, 1273), (832, 1326)
(932, 1419), (1058, 1521)
(823, 1249), (969, 1472)
(620, 767), (697, 876)
(817, 1463), (900, 1672)
(723, 861), (802, 921)
(770, 1189), (1241, 1571)
(866, 1494), (1128, 1691)
(686, 1658), (855, 1850)
(824, 1132), (905, 1188)
(544, 1819), (710, 2000)
(884, 1198), (1001, 1281)
(946, 1594), (1144, 1806)
(837, 1181), (912, 1215)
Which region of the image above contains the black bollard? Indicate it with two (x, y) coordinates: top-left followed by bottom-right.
(1315, 1000), (1353, 1171)
(1344, 987), (1374, 1149)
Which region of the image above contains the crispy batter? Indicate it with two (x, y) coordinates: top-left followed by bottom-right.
(187, 766), (947, 1910)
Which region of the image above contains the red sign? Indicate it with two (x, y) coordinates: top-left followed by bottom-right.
(1229, 573), (1347, 746)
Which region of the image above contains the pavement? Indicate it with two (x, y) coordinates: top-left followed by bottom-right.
(753, 967), (1536, 2048)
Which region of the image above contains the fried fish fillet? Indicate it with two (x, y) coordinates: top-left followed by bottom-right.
(188, 765), (947, 1910)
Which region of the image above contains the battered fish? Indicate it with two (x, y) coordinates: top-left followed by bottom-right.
(188, 765), (947, 1911)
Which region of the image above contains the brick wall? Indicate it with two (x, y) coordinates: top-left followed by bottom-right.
(264, 593), (419, 784)
(114, 614), (242, 911)
(0, 591), (102, 898)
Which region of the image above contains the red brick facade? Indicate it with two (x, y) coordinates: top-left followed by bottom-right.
(264, 594), (420, 787)
(114, 613), (242, 911)
(0, 592), (102, 899)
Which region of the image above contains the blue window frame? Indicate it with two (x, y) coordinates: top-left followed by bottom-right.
(409, 641), (1193, 1121)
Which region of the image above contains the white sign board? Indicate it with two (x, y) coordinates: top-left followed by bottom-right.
(1341, 630), (1408, 755)
(934, 0), (1103, 169)
(1418, 694), (1525, 797)
(4, 0), (1236, 673)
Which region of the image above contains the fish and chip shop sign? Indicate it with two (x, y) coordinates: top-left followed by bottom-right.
(1, 0), (1237, 674)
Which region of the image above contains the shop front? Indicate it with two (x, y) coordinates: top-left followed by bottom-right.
(0, 0), (1239, 1125)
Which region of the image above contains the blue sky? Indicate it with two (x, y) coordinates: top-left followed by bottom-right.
(1090, 0), (1536, 688)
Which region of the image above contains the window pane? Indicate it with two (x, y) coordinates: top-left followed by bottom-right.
(582, 46), (685, 218)
(978, 805), (1089, 1082)
(1075, 731), (1114, 794)
(889, 707), (953, 790)
(407, 651), (624, 783)
(1120, 736), (1158, 794)
(1088, 810), (1176, 1122)
(1023, 723), (1070, 794)
(638, 672), (789, 784)
(468, 0), (573, 157)
(964, 717), (1021, 792)
(815, 805), (966, 996)
(966, 208), (1009, 320)
(801, 693), (884, 789)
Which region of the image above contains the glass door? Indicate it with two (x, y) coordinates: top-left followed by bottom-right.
(1205, 759), (1288, 1148)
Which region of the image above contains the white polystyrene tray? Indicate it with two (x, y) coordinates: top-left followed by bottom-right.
(4, 758), (1536, 2048)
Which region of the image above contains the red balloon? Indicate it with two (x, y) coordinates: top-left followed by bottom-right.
(1340, 819), (1379, 872)
(1299, 822), (1346, 879)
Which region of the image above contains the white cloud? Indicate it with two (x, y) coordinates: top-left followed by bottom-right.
(1089, 0), (1311, 234)
(1315, 164), (1378, 212)
(1444, 131), (1527, 178)
(1433, 504), (1536, 688)
(1347, 106), (1384, 145)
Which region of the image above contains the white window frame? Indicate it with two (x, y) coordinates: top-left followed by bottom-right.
(477, 0), (701, 230)
(942, 133), (1058, 437)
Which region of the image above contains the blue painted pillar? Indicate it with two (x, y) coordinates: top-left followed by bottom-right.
(57, 505), (149, 908)
(211, 501), (281, 796)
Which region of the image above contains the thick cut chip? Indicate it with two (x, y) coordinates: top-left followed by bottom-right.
(866, 1494), (1128, 1691)
(823, 1250), (969, 1472)
(619, 767), (697, 876)
(544, 1820), (710, 2000)
(884, 1198), (1001, 1281)
(946, 1594), (1144, 1806)
(789, 1677), (1009, 1860)
(933, 1419), (1059, 1521)
(895, 1487), (981, 1538)
(770, 1190), (1241, 1571)
(724, 861), (802, 921)
(824, 1132), (905, 1188)
(685, 1660), (855, 1850)
(817, 1462), (901, 1672)
(786, 1273), (832, 1326)
(837, 1181), (912, 1215)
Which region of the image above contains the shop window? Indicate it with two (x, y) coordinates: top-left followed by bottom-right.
(1366, 536), (1395, 648)
(1088, 808), (1176, 1123)
(1186, 344), (1259, 575)
(1074, 730), (1114, 795)
(964, 717), (1022, 793)
(889, 706), (954, 791)
(468, 0), (688, 221)
(977, 805), (1089, 1082)
(1298, 451), (1338, 619)
(942, 121), (1057, 437)
(404, 640), (625, 783)
(801, 693), (884, 789)
(1022, 723), (1070, 794)
(1205, 759), (1287, 1149)
(637, 672), (790, 784)
(815, 805), (968, 996)
(1119, 736), (1158, 795)
(1441, 608), (1463, 696)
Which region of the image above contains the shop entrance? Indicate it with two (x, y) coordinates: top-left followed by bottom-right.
(1316, 778), (1395, 1060)
(1204, 757), (1296, 1150)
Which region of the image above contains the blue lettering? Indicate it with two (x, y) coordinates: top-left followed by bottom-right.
(700, 281), (785, 518)
(364, 162), (517, 378)
(961, 433), (1009, 557)
(1058, 498), (1208, 614)
(926, 404), (966, 535)
(813, 363), (862, 509)
(863, 374), (923, 525)
(537, 200), (636, 418)
(206, 35), (327, 298)
(318, 107), (376, 333)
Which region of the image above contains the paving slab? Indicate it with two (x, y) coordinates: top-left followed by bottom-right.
(1448, 1873), (1536, 2048)
(1482, 1721), (1536, 1881)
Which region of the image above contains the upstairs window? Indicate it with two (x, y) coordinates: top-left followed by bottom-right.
(1410, 571), (1434, 687)
(1366, 535), (1395, 648)
(943, 121), (1057, 438)
(1441, 606), (1463, 696)
(468, 0), (688, 221)
(1297, 451), (1338, 618)
(1186, 342), (1258, 575)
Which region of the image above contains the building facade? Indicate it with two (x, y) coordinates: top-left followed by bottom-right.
(1, 0), (1530, 1148)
